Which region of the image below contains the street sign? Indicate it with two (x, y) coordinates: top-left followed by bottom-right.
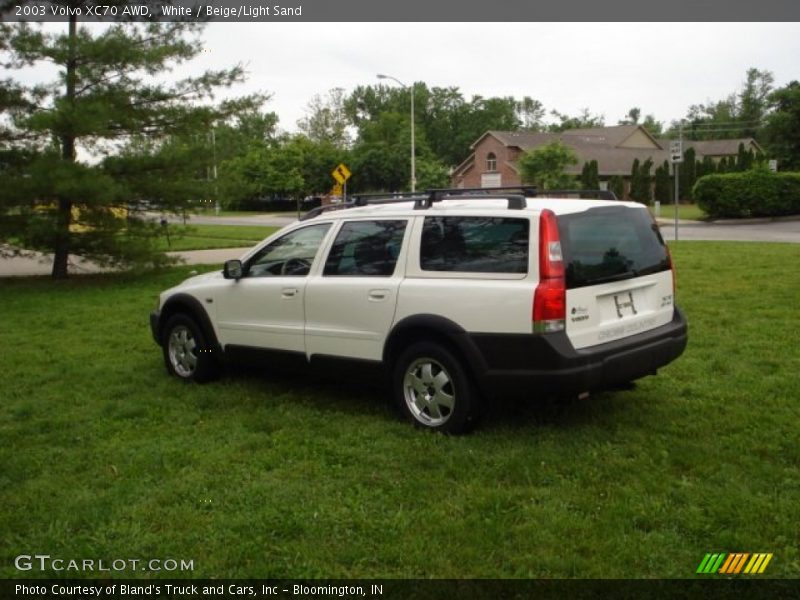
(332, 163), (351, 184)
(670, 140), (683, 164)
(768, 159), (778, 173)
(331, 183), (343, 197)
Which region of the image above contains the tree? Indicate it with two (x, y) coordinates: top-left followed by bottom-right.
(629, 159), (641, 200)
(297, 88), (351, 148)
(349, 112), (412, 191)
(548, 108), (604, 132)
(0, 19), (263, 278)
(517, 141), (578, 190)
(679, 147), (697, 200)
(580, 160), (599, 189)
(654, 160), (671, 204)
(763, 80), (800, 171)
(696, 155), (716, 180)
(609, 175), (624, 200)
(637, 158), (654, 203)
(668, 68), (774, 141)
(516, 96), (546, 131)
(738, 68), (775, 138)
(619, 107), (641, 125)
(641, 114), (664, 137)
(414, 157), (450, 190)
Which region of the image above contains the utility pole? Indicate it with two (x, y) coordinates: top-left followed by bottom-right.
(377, 73), (415, 192)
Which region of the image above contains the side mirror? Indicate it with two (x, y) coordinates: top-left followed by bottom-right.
(223, 259), (243, 280)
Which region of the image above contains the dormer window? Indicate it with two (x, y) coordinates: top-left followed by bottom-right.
(486, 152), (497, 172)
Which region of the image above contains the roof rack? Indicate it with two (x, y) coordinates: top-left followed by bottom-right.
(530, 189), (618, 200)
(299, 186), (615, 220)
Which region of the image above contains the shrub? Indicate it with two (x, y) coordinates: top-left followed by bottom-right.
(693, 169), (800, 218)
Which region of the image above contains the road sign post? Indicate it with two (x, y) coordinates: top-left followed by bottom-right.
(670, 138), (683, 242)
(331, 163), (352, 202)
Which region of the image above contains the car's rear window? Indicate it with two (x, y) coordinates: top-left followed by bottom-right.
(420, 216), (529, 273)
(557, 205), (670, 289)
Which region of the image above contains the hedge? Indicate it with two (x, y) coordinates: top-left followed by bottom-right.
(693, 170), (800, 219)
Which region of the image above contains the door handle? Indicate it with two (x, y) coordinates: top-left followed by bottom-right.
(368, 289), (389, 301)
(281, 288), (299, 298)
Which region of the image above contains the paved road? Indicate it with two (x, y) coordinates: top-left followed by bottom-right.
(657, 218), (800, 243)
(3, 217), (799, 277)
(153, 213), (298, 227)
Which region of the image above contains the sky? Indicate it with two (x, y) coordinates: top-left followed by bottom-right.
(10, 22), (800, 136)
(193, 22), (800, 133)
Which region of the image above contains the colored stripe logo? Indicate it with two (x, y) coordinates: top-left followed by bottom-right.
(696, 553), (773, 575)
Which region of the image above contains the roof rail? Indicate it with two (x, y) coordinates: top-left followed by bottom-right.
(299, 186), (615, 220)
(417, 186), (538, 209)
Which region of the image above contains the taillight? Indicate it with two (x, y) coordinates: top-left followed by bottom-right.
(533, 209), (566, 333)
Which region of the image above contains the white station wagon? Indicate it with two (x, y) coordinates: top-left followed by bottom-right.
(150, 187), (688, 433)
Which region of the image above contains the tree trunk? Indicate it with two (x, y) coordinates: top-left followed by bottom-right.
(52, 14), (77, 279)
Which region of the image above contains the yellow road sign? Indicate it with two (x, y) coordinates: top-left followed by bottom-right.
(331, 183), (343, 196)
(332, 163), (351, 184)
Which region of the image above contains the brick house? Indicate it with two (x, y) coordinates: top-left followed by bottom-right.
(451, 125), (762, 198)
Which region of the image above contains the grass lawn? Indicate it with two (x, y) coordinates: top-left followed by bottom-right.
(154, 224), (279, 252)
(649, 203), (707, 221)
(1, 242), (798, 579)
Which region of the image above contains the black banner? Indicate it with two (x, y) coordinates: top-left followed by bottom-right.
(3, 579), (800, 600)
(4, 0), (800, 22)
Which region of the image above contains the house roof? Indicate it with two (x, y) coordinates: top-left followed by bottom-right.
(457, 128), (762, 178)
(658, 138), (764, 157)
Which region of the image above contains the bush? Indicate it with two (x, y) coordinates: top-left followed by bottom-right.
(693, 169), (800, 218)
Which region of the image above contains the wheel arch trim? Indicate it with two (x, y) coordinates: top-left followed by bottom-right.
(383, 314), (489, 390)
(158, 293), (223, 355)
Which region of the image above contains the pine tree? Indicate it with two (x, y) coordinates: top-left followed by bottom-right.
(629, 159), (641, 201)
(0, 19), (264, 278)
(654, 160), (671, 204)
(638, 158), (653, 203)
(679, 147), (697, 200)
(579, 160), (600, 190)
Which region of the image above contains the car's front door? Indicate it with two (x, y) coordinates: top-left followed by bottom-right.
(215, 223), (332, 353)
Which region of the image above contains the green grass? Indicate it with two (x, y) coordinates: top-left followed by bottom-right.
(1, 242), (798, 579)
(155, 224), (278, 251)
(649, 203), (707, 221)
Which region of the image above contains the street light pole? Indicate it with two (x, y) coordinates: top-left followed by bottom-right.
(377, 73), (416, 192)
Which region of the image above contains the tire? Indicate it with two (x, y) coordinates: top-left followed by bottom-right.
(392, 341), (480, 434)
(161, 314), (219, 383)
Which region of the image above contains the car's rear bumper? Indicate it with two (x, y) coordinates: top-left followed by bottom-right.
(467, 308), (688, 400)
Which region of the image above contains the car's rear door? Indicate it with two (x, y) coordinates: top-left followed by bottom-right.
(304, 219), (410, 361)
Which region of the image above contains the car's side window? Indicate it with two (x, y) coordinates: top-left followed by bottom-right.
(245, 223), (331, 277)
(323, 220), (407, 277)
(420, 216), (529, 274)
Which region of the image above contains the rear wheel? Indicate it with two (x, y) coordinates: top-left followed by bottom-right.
(162, 314), (219, 383)
(392, 341), (479, 434)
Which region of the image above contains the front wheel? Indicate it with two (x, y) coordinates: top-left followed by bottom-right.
(392, 341), (480, 434)
(162, 314), (219, 383)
